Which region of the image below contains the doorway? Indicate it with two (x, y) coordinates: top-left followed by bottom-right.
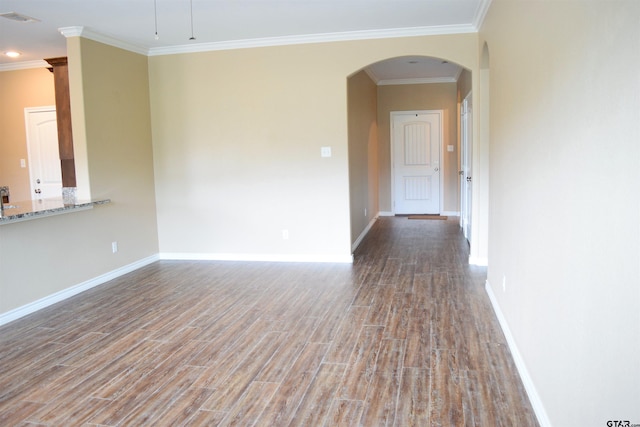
(391, 110), (442, 215)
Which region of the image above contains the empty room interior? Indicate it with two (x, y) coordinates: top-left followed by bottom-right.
(0, 1), (638, 426)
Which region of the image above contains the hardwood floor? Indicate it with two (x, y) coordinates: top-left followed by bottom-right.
(0, 216), (538, 426)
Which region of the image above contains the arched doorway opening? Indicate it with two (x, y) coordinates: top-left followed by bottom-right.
(347, 55), (473, 252)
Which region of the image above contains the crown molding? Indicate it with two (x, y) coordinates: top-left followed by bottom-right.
(58, 26), (83, 37)
(0, 59), (49, 72)
(363, 67), (379, 84)
(149, 24), (477, 56)
(473, 0), (494, 30)
(454, 66), (464, 81)
(3, 19), (481, 75)
(362, 54), (464, 86)
(2, 5), (488, 74)
(51, 21), (479, 59)
(59, 26), (149, 56)
(377, 76), (458, 86)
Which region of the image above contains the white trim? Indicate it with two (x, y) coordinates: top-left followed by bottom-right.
(58, 26), (83, 37)
(390, 110), (444, 215)
(352, 216), (378, 252)
(441, 211), (460, 217)
(364, 67), (380, 83)
(473, 0), (494, 30)
(378, 211), (395, 217)
(485, 280), (552, 427)
(148, 24), (476, 56)
(0, 60), (49, 72)
(454, 66), (464, 82)
(159, 252), (354, 264)
(468, 256), (488, 266)
(0, 255), (159, 326)
(51, 24), (478, 59)
(378, 76), (457, 86)
(59, 26), (149, 56)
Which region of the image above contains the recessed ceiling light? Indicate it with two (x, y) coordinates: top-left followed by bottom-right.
(4, 51), (21, 58)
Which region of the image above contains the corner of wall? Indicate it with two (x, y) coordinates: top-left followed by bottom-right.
(66, 36), (92, 200)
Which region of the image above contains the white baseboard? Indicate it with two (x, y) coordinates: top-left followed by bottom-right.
(378, 211), (395, 217)
(0, 254), (160, 327)
(485, 280), (552, 427)
(159, 252), (353, 263)
(352, 216), (378, 252)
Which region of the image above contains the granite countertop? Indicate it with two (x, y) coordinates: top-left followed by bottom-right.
(0, 198), (111, 224)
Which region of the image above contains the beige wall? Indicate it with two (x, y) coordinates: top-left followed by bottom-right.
(0, 39), (158, 314)
(149, 34), (479, 260)
(0, 68), (55, 202)
(377, 83), (459, 213)
(2, 31), (482, 317)
(457, 68), (472, 102)
(347, 70), (378, 245)
(482, 1), (640, 425)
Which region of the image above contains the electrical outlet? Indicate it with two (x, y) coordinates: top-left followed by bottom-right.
(364, 208), (367, 217)
(282, 229), (289, 240)
(112, 241), (118, 253)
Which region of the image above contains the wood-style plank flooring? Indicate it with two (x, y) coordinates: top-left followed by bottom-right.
(0, 216), (538, 426)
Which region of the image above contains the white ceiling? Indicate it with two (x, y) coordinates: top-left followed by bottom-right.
(0, 0), (489, 81)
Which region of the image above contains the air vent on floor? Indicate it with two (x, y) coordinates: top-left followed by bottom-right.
(0, 12), (40, 23)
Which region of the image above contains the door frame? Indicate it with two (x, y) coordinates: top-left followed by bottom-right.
(460, 94), (472, 242)
(390, 110), (444, 215)
(24, 105), (61, 200)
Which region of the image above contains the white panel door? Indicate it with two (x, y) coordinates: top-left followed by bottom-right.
(25, 107), (62, 200)
(392, 111), (441, 214)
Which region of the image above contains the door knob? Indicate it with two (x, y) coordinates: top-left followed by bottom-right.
(434, 167), (439, 172)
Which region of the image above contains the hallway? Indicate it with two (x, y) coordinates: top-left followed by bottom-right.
(0, 216), (537, 425)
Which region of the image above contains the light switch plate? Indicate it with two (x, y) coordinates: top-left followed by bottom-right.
(321, 146), (332, 158)
(447, 145), (454, 152)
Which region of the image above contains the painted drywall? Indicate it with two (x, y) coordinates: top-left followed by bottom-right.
(457, 68), (472, 103)
(377, 82), (459, 214)
(1, 32), (482, 312)
(347, 70), (378, 246)
(0, 68), (55, 202)
(0, 38), (159, 314)
(481, 1), (640, 425)
(149, 33), (480, 260)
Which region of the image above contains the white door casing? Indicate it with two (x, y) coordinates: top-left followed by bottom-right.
(460, 95), (473, 241)
(391, 111), (442, 215)
(25, 107), (62, 200)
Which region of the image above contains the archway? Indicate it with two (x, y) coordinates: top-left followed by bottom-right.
(347, 55), (472, 251)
